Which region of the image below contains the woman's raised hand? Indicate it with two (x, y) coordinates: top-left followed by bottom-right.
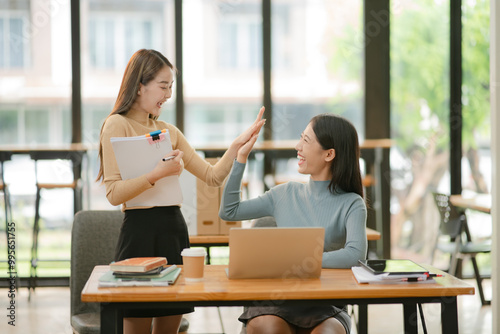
(237, 133), (259, 163)
(231, 106), (266, 151)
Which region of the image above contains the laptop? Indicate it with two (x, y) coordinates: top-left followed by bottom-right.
(226, 227), (325, 279)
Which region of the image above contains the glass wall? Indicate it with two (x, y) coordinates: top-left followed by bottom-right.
(460, 0), (491, 273)
(390, 0), (491, 274)
(81, 0), (176, 210)
(270, 0), (363, 182)
(0, 0), (72, 145)
(462, 0), (491, 196)
(390, 0), (451, 261)
(0, 0), (73, 277)
(271, 0), (364, 141)
(183, 0), (263, 146)
(1, 0), (490, 278)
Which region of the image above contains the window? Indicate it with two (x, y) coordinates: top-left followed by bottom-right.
(183, 0), (263, 145)
(217, 12), (262, 70)
(88, 15), (160, 70)
(0, 15), (28, 68)
(271, 1), (364, 141)
(390, 0), (451, 260)
(83, 0), (176, 210)
(0, 108), (18, 144)
(89, 18), (115, 69)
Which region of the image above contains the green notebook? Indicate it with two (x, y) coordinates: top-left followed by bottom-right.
(99, 266), (182, 287)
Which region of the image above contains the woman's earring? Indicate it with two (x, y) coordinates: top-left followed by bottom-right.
(137, 91), (141, 95)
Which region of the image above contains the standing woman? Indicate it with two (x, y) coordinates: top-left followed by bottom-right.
(97, 49), (265, 334)
(220, 113), (367, 334)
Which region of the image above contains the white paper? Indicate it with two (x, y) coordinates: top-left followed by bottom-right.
(351, 266), (434, 284)
(110, 130), (183, 207)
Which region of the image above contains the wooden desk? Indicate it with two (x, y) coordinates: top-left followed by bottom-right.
(0, 145), (88, 289)
(195, 139), (393, 153)
(0, 143), (88, 154)
(450, 194), (491, 214)
(189, 228), (381, 263)
(365, 227), (381, 241)
(0, 144), (88, 212)
(82, 264), (473, 334)
(190, 227), (380, 245)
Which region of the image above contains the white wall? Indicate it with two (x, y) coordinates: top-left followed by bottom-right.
(490, 0), (499, 332)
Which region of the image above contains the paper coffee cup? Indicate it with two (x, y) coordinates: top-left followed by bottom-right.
(181, 248), (207, 282)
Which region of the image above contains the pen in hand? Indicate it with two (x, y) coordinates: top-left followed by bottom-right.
(162, 155), (176, 162)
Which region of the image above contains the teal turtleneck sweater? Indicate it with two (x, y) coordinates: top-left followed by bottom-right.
(219, 161), (367, 269)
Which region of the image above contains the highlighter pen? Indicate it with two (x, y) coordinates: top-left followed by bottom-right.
(162, 155), (176, 162)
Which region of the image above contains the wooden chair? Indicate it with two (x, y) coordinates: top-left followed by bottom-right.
(70, 210), (189, 334)
(431, 192), (491, 306)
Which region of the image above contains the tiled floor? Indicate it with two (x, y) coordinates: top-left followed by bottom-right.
(0, 279), (492, 334)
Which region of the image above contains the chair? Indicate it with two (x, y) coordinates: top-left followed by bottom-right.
(0, 151), (12, 223)
(70, 210), (189, 334)
(1, 152), (15, 275)
(29, 152), (83, 295)
(240, 217), (374, 333)
(431, 192), (491, 306)
(239, 216), (277, 334)
(252, 216), (277, 228)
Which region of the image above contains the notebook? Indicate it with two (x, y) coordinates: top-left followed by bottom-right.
(98, 266), (181, 287)
(226, 227), (325, 279)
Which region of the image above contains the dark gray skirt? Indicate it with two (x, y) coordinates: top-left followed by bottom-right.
(239, 305), (351, 333)
(115, 206), (194, 318)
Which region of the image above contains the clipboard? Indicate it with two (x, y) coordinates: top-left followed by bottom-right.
(110, 129), (183, 207)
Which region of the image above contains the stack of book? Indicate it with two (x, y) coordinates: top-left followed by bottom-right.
(352, 259), (440, 284)
(99, 257), (181, 287)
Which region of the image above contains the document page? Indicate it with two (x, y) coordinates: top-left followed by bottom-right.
(111, 130), (183, 207)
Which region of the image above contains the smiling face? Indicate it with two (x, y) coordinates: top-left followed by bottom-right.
(295, 122), (335, 181)
(134, 66), (174, 117)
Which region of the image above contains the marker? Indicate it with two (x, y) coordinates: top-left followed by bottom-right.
(162, 155), (176, 162)
(401, 277), (426, 282)
(426, 273), (443, 278)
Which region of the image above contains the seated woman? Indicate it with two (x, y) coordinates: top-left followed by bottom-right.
(219, 113), (367, 334)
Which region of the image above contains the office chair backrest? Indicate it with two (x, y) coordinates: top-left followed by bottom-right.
(252, 216), (277, 228)
(70, 210), (124, 318)
(432, 192), (464, 238)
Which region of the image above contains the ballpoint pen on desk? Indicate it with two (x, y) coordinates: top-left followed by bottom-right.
(426, 273), (444, 278)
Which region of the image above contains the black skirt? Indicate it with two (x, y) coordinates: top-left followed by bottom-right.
(239, 305), (351, 333)
(114, 206), (194, 318)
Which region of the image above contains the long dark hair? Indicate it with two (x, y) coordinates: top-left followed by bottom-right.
(96, 49), (175, 182)
(310, 113), (364, 198)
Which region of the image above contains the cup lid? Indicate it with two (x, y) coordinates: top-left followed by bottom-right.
(181, 248), (207, 257)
